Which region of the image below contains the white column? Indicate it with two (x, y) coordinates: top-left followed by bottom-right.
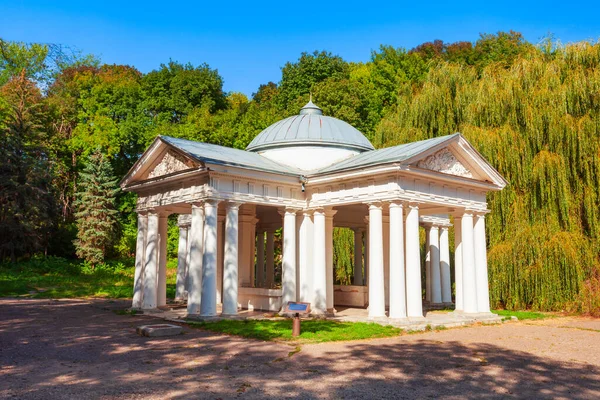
(216, 215), (224, 304)
(143, 212), (159, 309)
(132, 212), (147, 309)
(157, 214), (168, 307)
(364, 223), (369, 286)
(266, 230), (275, 288)
(368, 203), (385, 318)
(440, 226), (452, 304)
(298, 212), (314, 303)
(353, 228), (363, 285)
(187, 203), (204, 315)
(454, 216), (463, 311)
(184, 222), (192, 297)
(256, 230), (265, 288)
(281, 208), (297, 307)
(200, 200), (219, 317)
(175, 224), (189, 301)
(313, 209), (327, 313)
(429, 226), (442, 304)
(461, 212), (478, 313)
(383, 216), (390, 307)
(388, 202), (407, 319)
(425, 227), (431, 302)
(222, 203), (240, 315)
(325, 209), (336, 312)
(474, 213), (491, 313)
(405, 203), (423, 318)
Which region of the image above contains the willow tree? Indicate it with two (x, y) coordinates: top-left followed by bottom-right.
(376, 41), (600, 314)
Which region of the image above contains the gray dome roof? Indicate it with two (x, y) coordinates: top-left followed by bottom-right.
(246, 101), (375, 152)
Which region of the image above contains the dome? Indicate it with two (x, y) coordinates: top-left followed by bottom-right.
(246, 100), (375, 153)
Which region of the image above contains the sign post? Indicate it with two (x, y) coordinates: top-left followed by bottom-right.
(284, 302), (311, 337)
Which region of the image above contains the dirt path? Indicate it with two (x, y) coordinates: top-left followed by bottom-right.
(1, 298), (599, 399)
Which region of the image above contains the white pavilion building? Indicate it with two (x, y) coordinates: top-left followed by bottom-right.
(121, 101), (507, 320)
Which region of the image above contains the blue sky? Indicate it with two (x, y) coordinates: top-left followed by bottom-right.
(2, 1), (600, 96)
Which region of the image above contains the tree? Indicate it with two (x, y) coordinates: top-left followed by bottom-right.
(142, 61), (227, 124)
(0, 71), (54, 261)
(0, 39), (48, 85)
(73, 150), (119, 266)
(277, 51), (349, 110)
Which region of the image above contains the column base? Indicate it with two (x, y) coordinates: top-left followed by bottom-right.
(407, 316), (426, 322)
(367, 315), (388, 322)
(388, 317), (410, 325)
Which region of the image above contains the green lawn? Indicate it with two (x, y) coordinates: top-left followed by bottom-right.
(0, 256), (177, 299)
(492, 309), (551, 320)
(188, 319), (403, 343)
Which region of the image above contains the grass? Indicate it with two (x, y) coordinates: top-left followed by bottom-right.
(0, 256), (177, 299)
(492, 309), (551, 320)
(188, 319), (403, 344)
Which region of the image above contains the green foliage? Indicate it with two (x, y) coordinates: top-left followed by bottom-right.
(377, 40), (600, 312)
(0, 71), (54, 261)
(189, 319), (402, 343)
(0, 39), (48, 85)
(142, 60), (227, 124)
(2, 33), (600, 315)
(74, 150), (119, 266)
(277, 50), (349, 110)
(333, 228), (355, 285)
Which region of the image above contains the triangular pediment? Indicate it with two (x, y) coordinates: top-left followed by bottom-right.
(415, 148), (474, 179)
(405, 135), (508, 188)
(120, 137), (201, 188)
(146, 150), (196, 179)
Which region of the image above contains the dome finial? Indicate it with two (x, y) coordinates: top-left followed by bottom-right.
(299, 94), (323, 116)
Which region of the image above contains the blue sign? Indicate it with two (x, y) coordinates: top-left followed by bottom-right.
(287, 302), (309, 312)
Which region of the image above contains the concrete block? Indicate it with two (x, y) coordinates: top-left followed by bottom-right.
(137, 324), (183, 337)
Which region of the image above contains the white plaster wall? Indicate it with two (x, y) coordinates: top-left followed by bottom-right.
(259, 146), (359, 171)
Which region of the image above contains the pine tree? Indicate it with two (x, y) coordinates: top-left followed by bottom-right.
(73, 150), (118, 266)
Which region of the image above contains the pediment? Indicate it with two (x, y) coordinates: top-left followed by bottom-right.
(415, 148), (474, 179)
(146, 150), (196, 179)
(120, 137), (202, 188)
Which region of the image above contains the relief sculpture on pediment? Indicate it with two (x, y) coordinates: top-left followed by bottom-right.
(148, 151), (192, 178)
(416, 148), (473, 178)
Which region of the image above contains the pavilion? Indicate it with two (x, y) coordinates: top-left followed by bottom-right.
(120, 100), (507, 321)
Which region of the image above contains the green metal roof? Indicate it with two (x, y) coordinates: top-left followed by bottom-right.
(162, 133), (461, 177)
(314, 134), (461, 174)
(160, 136), (304, 176)
(246, 101), (375, 152)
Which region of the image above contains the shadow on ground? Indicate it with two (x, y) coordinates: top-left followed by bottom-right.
(1, 298), (599, 399)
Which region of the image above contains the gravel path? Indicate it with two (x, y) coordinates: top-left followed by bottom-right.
(1, 298), (599, 399)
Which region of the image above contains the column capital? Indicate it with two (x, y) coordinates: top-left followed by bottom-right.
(366, 201), (383, 211)
(388, 201), (405, 209)
(225, 201), (242, 211)
(204, 199), (220, 207)
(279, 206), (302, 217)
(190, 200), (205, 208)
(302, 209), (314, 217)
(324, 207), (337, 218)
(177, 214), (191, 227)
(406, 202), (420, 210)
(440, 226), (450, 233)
